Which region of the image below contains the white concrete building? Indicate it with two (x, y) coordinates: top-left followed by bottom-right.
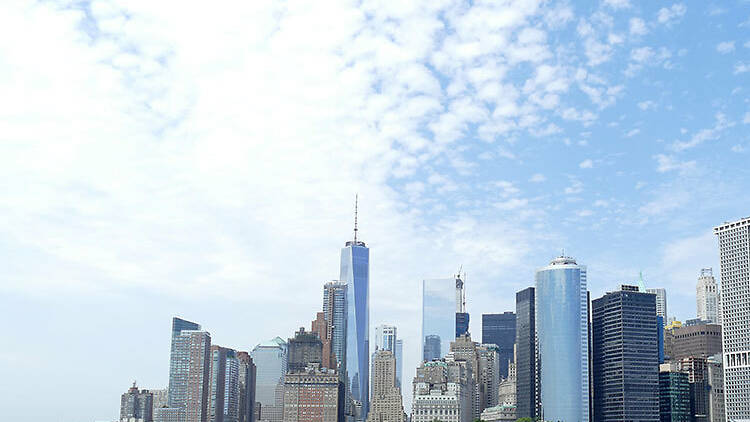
(697, 268), (721, 325)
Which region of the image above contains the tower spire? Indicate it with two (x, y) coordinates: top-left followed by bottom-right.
(353, 193), (358, 244)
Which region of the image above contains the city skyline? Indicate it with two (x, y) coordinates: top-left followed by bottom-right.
(3, 1), (750, 421)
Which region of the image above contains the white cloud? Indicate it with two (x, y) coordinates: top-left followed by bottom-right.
(565, 179), (584, 194)
(604, 0), (630, 9)
(716, 41), (735, 54)
(657, 4), (687, 25)
(529, 173), (546, 183)
(577, 209), (593, 217)
(744, 112), (750, 124)
(579, 159), (594, 168)
(735, 63), (750, 74)
(629, 17), (648, 35)
(654, 154), (696, 173)
(671, 113), (733, 151)
(625, 128), (640, 137)
(731, 144), (747, 153)
(494, 198), (529, 210)
(638, 100), (656, 110)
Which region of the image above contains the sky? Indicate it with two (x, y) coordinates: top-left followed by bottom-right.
(1, 0), (749, 420)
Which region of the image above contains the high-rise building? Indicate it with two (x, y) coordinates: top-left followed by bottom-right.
(251, 338), (287, 422)
(148, 389), (168, 417)
(481, 312), (516, 380)
(282, 365), (344, 422)
(411, 360), (472, 422)
(373, 325), (399, 389)
(591, 285), (659, 422)
(706, 354), (725, 422)
(287, 327), (323, 373)
(422, 278), (458, 360)
(165, 318), (212, 422)
(647, 288), (668, 320)
(311, 312), (336, 371)
(394, 340), (403, 390)
(677, 356), (709, 422)
(659, 364), (691, 422)
(455, 312), (470, 338)
(121, 382), (154, 422)
(514, 287), (537, 420)
(670, 323), (722, 360)
(449, 334), (500, 419)
(535, 256), (589, 422)
(209, 346), (241, 422)
(497, 346), (516, 406)
(366, 350), (405, 422)
(323, 281), (347, 373)
(339, 198), (370, 420)
(697, 268), (721, 325)
(237, 352), (257, 422)
(455, 274), (469, 338)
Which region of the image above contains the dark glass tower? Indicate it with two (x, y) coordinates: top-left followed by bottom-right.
(592, 285), (659, 422)
(455, 312), (470, 338)
(515, 287), (537, 419)
(482, 312), (516, 380)
(659, 370), (691, 422)
(340, 197), (369, 420)
(423, 335), (441, 361)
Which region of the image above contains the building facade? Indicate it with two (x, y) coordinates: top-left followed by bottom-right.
(121, 382), (154, 422)
(647, 288), (668, 320)
(670, 324), (722, 360)
(659, 366), (691, 422)
(209, 346), (241, 422)
(707, 354), (725, 422)
(714, 217), (750, 421)
(251, 338), (287, 422)
(237, 352), (257, 422)
(323, 281), (347, 373)
(514, 287), (537, 420)
(422, 278), (458, 361)
(288, 327), (323, 373)
(366, 350), (405, 422)
(166, 318), (212, 422)
(535, 256), (589, 422)
(411, 360), (472, 422)
(449, 334), (500, 419)
(394, 340), (403, 391)
(697, 268), (721, 325)
(373, 325), (401, 389)
(592, 286), (659, 422)
(312, 313), (335, 371)
(282, 366), (343, 422)
(481, 312), (516, 380)
(479, 404), (516, 422)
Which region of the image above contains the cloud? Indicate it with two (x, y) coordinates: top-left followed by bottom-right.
(625, 46), (672, 77)
(565, 179), (584, 194)
(579, 159), (594, 168)
(638, 100), (656, 110)
(629, 17), (648, 35)
(654, 154), (696, 174)
(625, 128), (641, 137)
(744, 112), (750, 124)
(657, 4), (687, 25)
(494, 198), (529, 210)
(529, 173), (547, 183)
(735, 63), (750, 74)
(716, 41), (735, 54)
(671, 112), (733, 151)
(603, 0), (631, 9)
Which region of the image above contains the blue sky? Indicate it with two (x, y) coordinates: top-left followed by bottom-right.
(1, 0), (749, 420)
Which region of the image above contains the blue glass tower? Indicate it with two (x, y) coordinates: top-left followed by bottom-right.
(339, 197), (369, 420)
(535, 256), (590, 422)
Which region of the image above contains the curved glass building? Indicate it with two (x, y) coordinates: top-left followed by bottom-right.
(535, 256), (589, 422)
(340, 239), (369, 420)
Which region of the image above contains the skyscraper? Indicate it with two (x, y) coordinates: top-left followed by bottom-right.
(422, 278), (457, 360)
(411, 360), (472, 422)
(287, 327), (323, 373)
(514, 287), (536, 420)
(481, 312), (516, 380)
(209, 346), (241, 422)
(647, 288), (668, 319)
(697, 268), (721, 325)
(714, 217), (750, 421)
(340, 197), (370, 420)
(591, 285), (659, 422)
(366, 350), (405, 422)
(251, 338), (287, 422)
(374, 325), (400, 390)
(121, 382), (154, 422)
(282, 366), (344, 422)
(312, 312), (336, 370)
(659, 364), (691, 422)
(455, 274), (469, 338)
(535, 256), (589, 422)
(394, 340), (403, 390)
(670, 323), (722, 360)
(323, 281), (347, 372)
(236, 352), (257, 422)
(166, 318), (212, 422)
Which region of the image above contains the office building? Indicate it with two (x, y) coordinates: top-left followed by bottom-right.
(209, 346), (240, 422)
(647, 288), (668, 320)
(282, 365), (343, 422)
(535, 256), (589, 422)
(479, 404), (516, 422)
(592, 285), (659, 421)
(422, 277), (458, 361)
(449, 334), (500, 418)
(714, 217), (750, 421)
(677, 356), (709, 422)
(373, 325), (401, 389)
(670, 323), (722, 360)
(155, 407), (184, 422)
(659, 364), (691, 422)
(366, 350), (405, 422)
(165, 318), (212, 422)
(237, 352), (256, 422)
(121, 382), (154, 422)
(481, 312), (516, 380)
(455, 312), (470, 338)
(288, 327), (323, 373)
(697, 268), (721, 325)
(251, 338), (287, 422)
(497, 348), (515, 406)
(339, 198), (370, 420)
(411, 360), (472, 422)
(394, 340), (403, 390)
(707, 354), (725, 422)
(323, 281), (347, 372)
(514, 287), (537, 420)
(311, 312), (335, 371)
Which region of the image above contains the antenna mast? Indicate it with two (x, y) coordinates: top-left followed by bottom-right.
(354, 194), (358, 244)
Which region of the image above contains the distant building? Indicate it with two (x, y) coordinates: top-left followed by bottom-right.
(287, 327), (323, 373)
(322, 281), (347, 373)
(423, 335), (441, 362)
(481, 312), (516, 380)
(394, 340), (403, 390)
(714, 217), (750, 421)
(209, 346), (241, 422)
(148, 389), (168, 416)
(677, 356), (709, 422)
(592, 285), (659, 422)
(670, 324), (722, 360)
(251, 337), (287, 422)
(659, 364), (691, 422)
(449, 334), (500, 418)
(535, 256), (589, 422)
(696, 268), (721, 325)
(497, 346), (516, 406)
(455, 312), (470, 338)
(373, 325), (401, 389)
(236, 352), (256, 422)
(164, 318), (211, 422)
(514, 287), (537, 420)
(366, 350), (405, 422)
(707, 354), (725, 422)
(411, 360), (472, 422)
(422, 278), (458, 360)
(646, 288), (668, 319)
(282, 365), (343, 422)
(121, 382), (154, 422)
(311, 312), (335, 371)
(479, 404), (516, 422)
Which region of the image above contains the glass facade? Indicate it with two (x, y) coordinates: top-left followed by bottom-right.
(323, 281), (347, 372)
(340, 241), (370, 420)
(659, 371), (690, 422)
(592, 287), (659, 422)
(168, 318), (212, 422)
(482, 312), (516, 380)
(210, 347), (240, 422)
(422, 278), (457, 361)
(515, 287), (537, 420)
(535, 257), (589, 422)
(250, 338), (287, 422)
(395, 339), (403, 390)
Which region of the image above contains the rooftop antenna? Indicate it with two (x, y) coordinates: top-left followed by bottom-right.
(353, 193), (358, 244)
(638, 270), (646, 292)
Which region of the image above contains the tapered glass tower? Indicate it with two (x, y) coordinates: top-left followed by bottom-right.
(340, 197), (369, 420)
